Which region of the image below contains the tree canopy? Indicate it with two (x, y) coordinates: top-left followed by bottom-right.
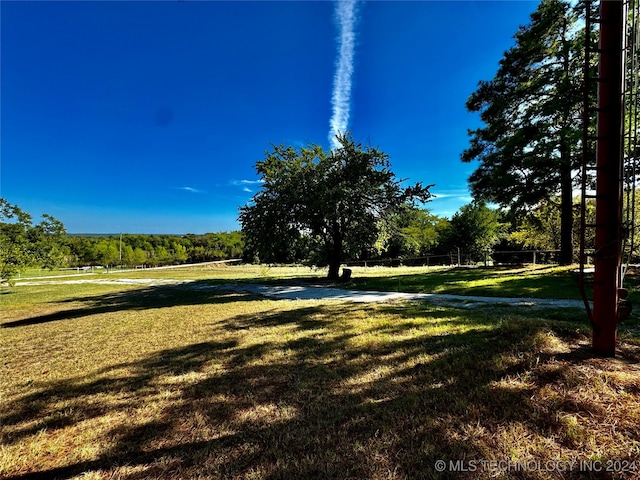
(0, 198), (67, 283)
(239, 133), (433, 279)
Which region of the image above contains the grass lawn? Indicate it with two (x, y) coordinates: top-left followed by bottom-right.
(18, 263), (640, 304)
(1, 267), (640, 479)
(344, 264), (638, 302)
(16, 264), (322, 283)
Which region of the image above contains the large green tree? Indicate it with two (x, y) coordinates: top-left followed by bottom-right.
(28, 214), (68, 270)
(0, 198), (67, 283)
(462, 0), (584, 265)
(440, 201), (505, 263)
(0, 199), (33, 283)
(239, 133), (432, 279)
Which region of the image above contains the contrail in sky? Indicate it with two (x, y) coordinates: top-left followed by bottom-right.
(329, 0), (358, 150)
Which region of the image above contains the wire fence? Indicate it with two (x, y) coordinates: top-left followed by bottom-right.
(345, 250), (565, 268)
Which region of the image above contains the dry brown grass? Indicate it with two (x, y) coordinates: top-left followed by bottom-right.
(1, 278), (639, 479)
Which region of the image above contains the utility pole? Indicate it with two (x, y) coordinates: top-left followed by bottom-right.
(592, 0), (626, 357)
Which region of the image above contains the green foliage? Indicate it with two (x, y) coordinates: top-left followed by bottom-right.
(121, 245), (136, 267)
(440, 201), (506, 262)
(239, 133), (433, 279)
(0, 200), (32, 283)
(509, 197), (597, 258)
(184, 231), (244, 262)
(28, 214), (68, 270)
(0, 198), (67, 282)
(96, 239), (120, 268)
(622, 189), (640, 261)
(133, 247), (148, 266)
(62, 232), (245, 268)
(462, 0), (586, 265)
(376, 207), (447, 258)
(510, 199), (563, 251)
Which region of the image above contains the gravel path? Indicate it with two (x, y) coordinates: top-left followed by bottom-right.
(13, 277), (588, 309)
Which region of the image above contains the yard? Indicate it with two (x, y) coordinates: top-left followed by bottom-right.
(1, 265), (639, 479)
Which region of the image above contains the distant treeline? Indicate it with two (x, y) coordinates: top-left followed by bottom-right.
(62, 232), (244, 268)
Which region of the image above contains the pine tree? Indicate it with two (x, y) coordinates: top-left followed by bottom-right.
(462, 0), (584, 265)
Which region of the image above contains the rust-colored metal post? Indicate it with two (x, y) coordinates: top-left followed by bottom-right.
(592, 0), (626, 356)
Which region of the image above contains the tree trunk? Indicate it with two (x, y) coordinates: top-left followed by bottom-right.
(326, 229), (343, 280)
(327, 261), (341, 281)
(559, 158), (574, 265)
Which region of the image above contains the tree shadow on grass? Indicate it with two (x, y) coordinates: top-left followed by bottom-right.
(2, 301), (639, 479)
(0, 281), (258, 328)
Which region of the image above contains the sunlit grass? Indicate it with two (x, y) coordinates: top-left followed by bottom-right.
(18, 263), (325, 282)
(1, 278), (639, 479)
(346, 264), (588, 299)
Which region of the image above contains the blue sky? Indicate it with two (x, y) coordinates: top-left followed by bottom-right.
(1, 0), (537, 234)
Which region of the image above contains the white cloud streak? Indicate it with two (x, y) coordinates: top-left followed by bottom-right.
(329, 0), (358, 150)
(178, 186), (205, 194)
(230, 180), (264, 186)
(431, 191), (472, 202)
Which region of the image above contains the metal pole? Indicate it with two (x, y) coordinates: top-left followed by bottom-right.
(592, 0), (626, 357)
